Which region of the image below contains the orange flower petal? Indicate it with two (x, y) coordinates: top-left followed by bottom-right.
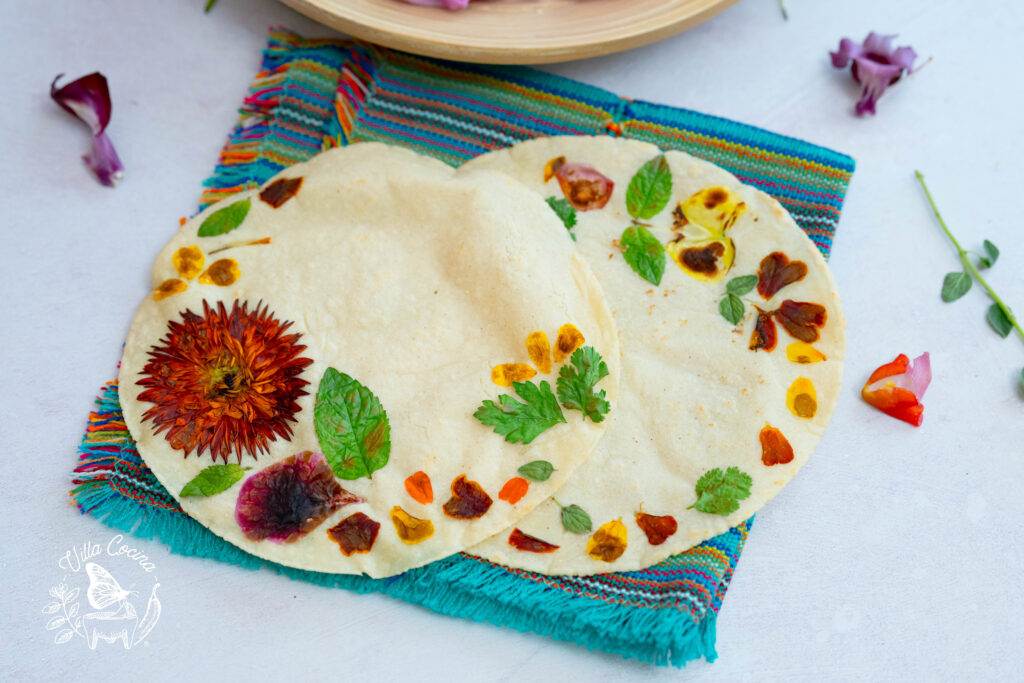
(498, 477), (529, 505)
(390, 506), (435, 545)
(172, 246), (205, 279)
(635, 513), (677, 546)
(759, 425), (795, 466)
(786, 342), (826, 364)
(491, 363), (537, 387)
(553, 324), (585, 363)
(199, 258), (240, 286)
(404, 471), (433, 504)
(786, 378), (818, 419)
(543, 156), (565, 183)
(153, 278), (187, 301)
(526, 331), (552, 374)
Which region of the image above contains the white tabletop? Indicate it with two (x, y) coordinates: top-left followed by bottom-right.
(3, 0), (1022, 680)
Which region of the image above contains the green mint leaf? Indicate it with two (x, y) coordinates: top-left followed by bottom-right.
(546, 196), (577, 230)
(726, 274), (758, 296)
(984, 239), (1000, 266)
(987, 303), (1013, 338)
(517, 460), (555, 482)
(621, 225), (666, 285)
(556, 346), (611, 423)
(474, 380), (566, 445)
(626, 154), (673, 220)
(179, 464), (247, 497)
(314, 368), (391, 480)
(688, 466), (752, 516)
(977, 257), (992, 269)
(941, 271), (972, 302)
(719, 293), (745, 325)
(198, 198), (251, 237)
(560, 504), (593, 534)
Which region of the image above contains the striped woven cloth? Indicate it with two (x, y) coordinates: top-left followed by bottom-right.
(71, 29), (854, 668)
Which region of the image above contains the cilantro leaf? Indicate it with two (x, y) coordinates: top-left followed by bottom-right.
(556, 346), (610, 423)
(474, 380), (566, 444)
(688, 466), (752, 516)
(546, 196), (577, 241)
(621, 224), (666, 286)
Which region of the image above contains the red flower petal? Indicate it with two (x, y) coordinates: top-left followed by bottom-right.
(862, 352), (930, 427)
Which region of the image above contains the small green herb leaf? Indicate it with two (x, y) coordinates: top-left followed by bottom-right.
(204, 0), (217, 11)
(987, 303), (1013, 338)
(626, 154), (673, 220)
(621, 224), (666, 285)
(556, 346), (610, 422)
(688, 466), (752, 516)
(546, 196), (578, 240)
(983, 239), (1000, 266)
(560, 503), (593, 534)
(518, 460), (555, 482)
(180, 464), (247, 497)
(977, 257), (992, 269)
(719, 293), (745, 325)
(941, 271), (972, 302)
(198, 198), (251, 237)
(315, 368), (391, 480)
(475, 380), (566, 445)
(726, 274), (758, 296)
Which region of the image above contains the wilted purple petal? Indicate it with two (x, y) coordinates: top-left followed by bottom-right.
(235, 451), (363, 544)
(830, 32), (918, 116)
(396, 0), (471, 8)
(50, 72), (124, 186)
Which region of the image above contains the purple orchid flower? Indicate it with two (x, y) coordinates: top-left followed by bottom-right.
(831, 32), (917, 116)
(50, 72), (124, 187)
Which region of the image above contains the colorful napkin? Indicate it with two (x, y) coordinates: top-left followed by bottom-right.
(71, 29), (854, 668)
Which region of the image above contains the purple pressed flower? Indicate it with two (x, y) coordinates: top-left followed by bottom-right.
(395, 0), (471, 8)
(50, 72), (124, 187)
(831, 32), (917, 116)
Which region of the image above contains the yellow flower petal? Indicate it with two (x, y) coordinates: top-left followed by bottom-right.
(526, 331), (552, 374)
(491, 363), (537, 387)
(172, 246), (205, 280)
(666, 236), (735, 283)
(680, 187), (747, 236)
(199, 258), (240, 286)
(153, 278), (187, 301)
(786, 377), (818, 418)
(553, 323), (585, 363)
(586, 518), (627, 563)
(786, 342), (827, 364)
(391, 506), (435, 545)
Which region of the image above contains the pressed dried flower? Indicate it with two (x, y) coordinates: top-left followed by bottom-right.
(137, 300), (313, 461)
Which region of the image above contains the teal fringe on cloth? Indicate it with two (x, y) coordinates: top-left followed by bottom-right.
(71, 28), (853, 668)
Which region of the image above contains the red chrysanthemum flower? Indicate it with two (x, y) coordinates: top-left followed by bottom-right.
(137, 299), (313, 462)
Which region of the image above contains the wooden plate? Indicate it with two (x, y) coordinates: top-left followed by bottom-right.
(279, 0), (741, 64)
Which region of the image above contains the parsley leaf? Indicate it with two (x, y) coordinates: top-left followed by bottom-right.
(546, 196), (578, 241)
(556, 346), (610, 422)
(474, 380), (566, 444)
(688, 466), (752, 516)
(621, 224), (666, 286)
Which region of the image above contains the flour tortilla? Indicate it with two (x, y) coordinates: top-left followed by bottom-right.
(118, 143), (619, 578)
(464, 136), (844, 574)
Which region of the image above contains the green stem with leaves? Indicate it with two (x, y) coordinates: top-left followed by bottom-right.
(915, 171), (1024, 342)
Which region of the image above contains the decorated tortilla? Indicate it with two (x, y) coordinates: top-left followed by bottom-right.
(463, 136), (845, 574)
(118, 143), (620, 578)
